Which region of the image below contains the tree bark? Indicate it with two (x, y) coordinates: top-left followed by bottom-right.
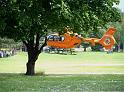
(25, 47), (40, 75)
(26, 61), (35, 75)
(84, 47), (86, 52)
(25, 49), (40, 75)
(118, 42), (121, 52)
(123, 42), (124, 52)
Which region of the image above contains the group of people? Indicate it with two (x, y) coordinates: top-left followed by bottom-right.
(0, 49), (16, 58)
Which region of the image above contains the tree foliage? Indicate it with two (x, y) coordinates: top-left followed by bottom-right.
(0, 0), (121, 38)
(0, 37), (21, 49)
(65, 0), (120, 33)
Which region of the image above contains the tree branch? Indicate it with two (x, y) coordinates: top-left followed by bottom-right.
(35, 33), (41, 50)
(28, 31), (35, 47)
(39, 36), (47, 53)
(23, 40), (28, 47)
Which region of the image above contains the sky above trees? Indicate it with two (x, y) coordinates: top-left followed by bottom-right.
(117, 0), (124, 12)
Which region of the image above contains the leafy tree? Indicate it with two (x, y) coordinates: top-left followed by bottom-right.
(109, 12), (124, 52)
(66, 0), (120, 33)
(0, 0), (120, 75)
(0, 37), (21, 49)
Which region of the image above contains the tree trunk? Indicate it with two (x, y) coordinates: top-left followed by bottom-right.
(25, 48), (39, 75)
(26, 61), (35, 75)
(123, 42), (124, 52)
(23, 34), (47, 75)
(84, 47), (86, 52)
(118, 42), (121, 52)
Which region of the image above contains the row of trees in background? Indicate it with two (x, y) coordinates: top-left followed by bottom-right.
(0, 37), (22, 49)
(113, 12), (124, 52)
(0, 0), (121, 75)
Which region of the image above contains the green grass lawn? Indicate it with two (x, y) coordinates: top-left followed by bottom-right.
(0, 51), (124, 92)
(0, 74), (124, 92)
(0, 52), (124, 74)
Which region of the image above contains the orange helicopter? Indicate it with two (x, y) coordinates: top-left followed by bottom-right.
(47, 27), (116, 50)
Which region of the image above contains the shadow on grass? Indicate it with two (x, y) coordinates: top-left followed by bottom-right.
(0, 73), (92, 77)
(0, 72), (124, 77)
(0, 72), (45, 76)
(46, 52), (77, 55)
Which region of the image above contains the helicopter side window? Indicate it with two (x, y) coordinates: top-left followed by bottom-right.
(48, 35), (64, 41)
(59, 36), (64, 41)
(47, 35), (54, 40)
(53, 36), (60, 41)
